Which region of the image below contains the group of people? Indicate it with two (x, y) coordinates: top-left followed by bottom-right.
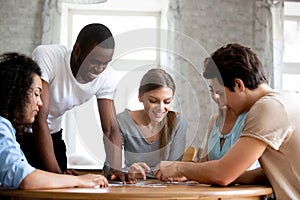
(0, 23), (299, 199)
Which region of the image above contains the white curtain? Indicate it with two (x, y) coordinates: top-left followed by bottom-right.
(253, 0), (284, 89)
(271, 0), (284, 89)
(41, 0), (62, 45)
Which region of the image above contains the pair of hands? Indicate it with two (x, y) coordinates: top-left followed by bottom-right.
(105, 162), (150, 184)
(154, 161), (187, 182)
(107, 161), (185, 183)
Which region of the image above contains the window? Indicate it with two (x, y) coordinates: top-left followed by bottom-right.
(283, 1), (300, 91)
(60, 0), (168, 168)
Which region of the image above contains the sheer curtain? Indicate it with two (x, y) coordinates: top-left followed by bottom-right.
(41, 0), (108, 44)
(271, 0), (284, 89)
(253, 0), (284, 89)
(41, 0), (62, 45)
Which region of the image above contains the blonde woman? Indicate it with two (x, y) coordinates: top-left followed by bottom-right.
(117, 69), (187, 182)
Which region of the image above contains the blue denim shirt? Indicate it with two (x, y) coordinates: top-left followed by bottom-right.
(0, 116), (35, 189)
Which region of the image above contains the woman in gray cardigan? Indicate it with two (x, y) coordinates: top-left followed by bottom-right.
(117, 68), (188, 183)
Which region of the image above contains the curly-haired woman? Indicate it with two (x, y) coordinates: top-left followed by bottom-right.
(0, 53), (108, 189)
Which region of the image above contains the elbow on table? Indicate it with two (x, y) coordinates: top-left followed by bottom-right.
(18, 170), (44, 190)
(211, 174), (236, 186)
(19, 179), (34, 190)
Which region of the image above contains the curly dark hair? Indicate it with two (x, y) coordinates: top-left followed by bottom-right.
(0, 52), (41, 132)
(203, 43), (267, 92)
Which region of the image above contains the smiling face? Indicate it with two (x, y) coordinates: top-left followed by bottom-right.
(139, 86), (174, 123)
(24, 74), (43, 124)
(75, 45), (114, 83)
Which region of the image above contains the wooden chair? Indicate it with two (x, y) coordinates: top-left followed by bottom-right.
(181, 146), (197, 162)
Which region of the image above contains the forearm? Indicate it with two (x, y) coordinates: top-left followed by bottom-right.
(19, 169), (74, 189)
(33, 121), (62, 173)
(158, 139), (267, 186)
(176, 160), (238, 186)
(103, 129), (122, 170)
(177, 162), (218, 184)
(32, 80), (61, 173)
(98, 99), (123, 171)
(19, 169), (108, 189)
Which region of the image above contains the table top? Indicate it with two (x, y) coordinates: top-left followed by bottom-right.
(0, 180), (273, 200)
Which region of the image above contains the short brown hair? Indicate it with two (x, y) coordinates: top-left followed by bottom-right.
(203, 43), (267, 91)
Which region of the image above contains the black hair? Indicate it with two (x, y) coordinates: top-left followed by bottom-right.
(75, 23), (115, 52)
(0, 52), (41, 131)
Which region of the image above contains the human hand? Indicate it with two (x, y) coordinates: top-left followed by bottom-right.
(64, 169), (80, 176)
(77, 174), (108, 188)
(154, 161), (183, 181)
(170, 176), (188, 182)
(103, 164), (126, 184)
(127, 162), (151, 182)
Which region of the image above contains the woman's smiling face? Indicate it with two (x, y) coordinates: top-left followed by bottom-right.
(139, 86), (174, 123)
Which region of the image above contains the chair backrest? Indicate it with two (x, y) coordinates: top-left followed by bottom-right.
(181, 146), (197, 162)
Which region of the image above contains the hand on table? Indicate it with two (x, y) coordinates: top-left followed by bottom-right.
(127, 162), (151, 183)
(78, 174), (108, 188)
(154, 161), (185, 181)
(103, 165), (127, 184)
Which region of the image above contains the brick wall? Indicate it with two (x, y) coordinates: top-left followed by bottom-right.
(0, 0), (44, 56)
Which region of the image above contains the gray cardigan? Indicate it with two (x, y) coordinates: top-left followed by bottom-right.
(117, 109), (188, 171)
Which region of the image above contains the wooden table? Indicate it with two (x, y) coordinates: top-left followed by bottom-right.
(0, 180), (272, 200)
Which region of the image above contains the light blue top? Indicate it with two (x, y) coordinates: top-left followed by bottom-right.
(208, 112), (247, 160)
(0, 116), (35, 189)
(117, 109), (187, 172)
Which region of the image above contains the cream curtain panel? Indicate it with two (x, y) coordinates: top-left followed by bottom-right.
(254, 0), (284, 89)
(41, 0), (62, 45)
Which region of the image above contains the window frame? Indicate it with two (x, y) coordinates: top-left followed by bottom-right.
(60, 1), (167, 169)
(282, 2), (300, 91)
